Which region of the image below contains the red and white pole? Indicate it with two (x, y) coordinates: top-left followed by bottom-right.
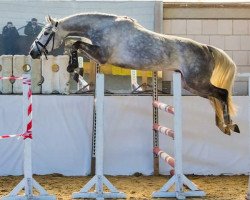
(22, 73), (33, 197)
(153, 123), (174, 139)
(152, 101), (174, 114)
(153, 147), (175, 168)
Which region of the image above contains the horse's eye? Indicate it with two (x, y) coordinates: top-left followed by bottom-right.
(44, 32), (49, 36)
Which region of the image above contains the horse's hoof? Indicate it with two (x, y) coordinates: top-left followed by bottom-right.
(228, 124), (240, 133)
(217, 124), (231, 135)
(224, 127), (231, 135)
(73, 73), (79, 83)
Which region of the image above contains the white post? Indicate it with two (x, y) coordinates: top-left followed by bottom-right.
(72, 73), (126, 199)
(131, 70), (142, 92)
(173, 72), (184, 197)
(95, 73), (104, 197)
(237, 73), (250, 95)
(237, 73), (250, 199)
(131, 70), (137, 91)
(152, 71), (205, 199)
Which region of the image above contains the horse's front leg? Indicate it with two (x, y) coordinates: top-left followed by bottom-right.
(74, 41), (108, 64)
(67, 49), (79, 73)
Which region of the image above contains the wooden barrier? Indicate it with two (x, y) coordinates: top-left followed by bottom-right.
(0, 55), (12, 94)
(41, 55), (70, 94)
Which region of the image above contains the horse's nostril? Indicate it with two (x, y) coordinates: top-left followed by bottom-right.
(29, 50), (37, 59)
(29, 50), (34, 56)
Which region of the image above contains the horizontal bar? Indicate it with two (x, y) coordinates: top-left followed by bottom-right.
(153, 123), (174, 139)
(237, 73), (250, 77)
(153, 147), (175, 168)
(0, 76), (23, 80)
(153, 101), (174, 114)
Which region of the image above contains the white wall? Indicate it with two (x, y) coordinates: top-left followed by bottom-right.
(0, 1), (156, 33)
(0, 95), (248, 176)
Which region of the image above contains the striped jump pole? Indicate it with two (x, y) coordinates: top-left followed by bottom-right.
(154, 147), (175, 168)
(153, 101), (174, 114)
(2, 72), (55, 200)
(153, 123), (174, 139)
(152, 72), (205, 200)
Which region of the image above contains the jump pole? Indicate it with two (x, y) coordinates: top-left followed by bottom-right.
(152, 71), (205, 199)
(72, 72), (126, 200)
(2, 72), (55, 200)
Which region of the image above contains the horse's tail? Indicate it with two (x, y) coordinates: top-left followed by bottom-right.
(208, 45), (237, 120)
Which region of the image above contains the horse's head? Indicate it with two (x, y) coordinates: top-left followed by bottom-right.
(29, 16), (63, 59)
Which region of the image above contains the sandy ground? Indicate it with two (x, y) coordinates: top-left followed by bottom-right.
(0, 174), (248, 200)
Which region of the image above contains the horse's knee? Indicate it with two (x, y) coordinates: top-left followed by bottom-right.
(67, 50), (78, 73)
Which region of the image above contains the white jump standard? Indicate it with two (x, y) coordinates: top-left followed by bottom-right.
(152, 72), (205, 199)
(1, 73), (55, 200)
(72, 73), (126, 200)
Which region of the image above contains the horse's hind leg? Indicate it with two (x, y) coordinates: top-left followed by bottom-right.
(181, 74), (231, 134)
(207, 84), (240, 134)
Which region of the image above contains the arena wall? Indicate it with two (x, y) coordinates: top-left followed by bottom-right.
(163, 2), (250, 95)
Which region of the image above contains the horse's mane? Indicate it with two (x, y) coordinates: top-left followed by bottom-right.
(59, 12), (137, 24)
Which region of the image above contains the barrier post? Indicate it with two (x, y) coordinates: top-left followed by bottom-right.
(72, 73), (126, 200)
(237, 73), (250, 200)
(173, 72), (184, 197)
(95, 73), (104, 196)
(23, 73), (33, 197)
(152, 72), (205, 199)
(2, 72), (56, 200)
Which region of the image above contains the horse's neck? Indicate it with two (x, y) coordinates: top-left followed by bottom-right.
(61, 14), (116, 38)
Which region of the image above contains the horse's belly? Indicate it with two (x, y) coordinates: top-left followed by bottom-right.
(108, 50), (177, 71)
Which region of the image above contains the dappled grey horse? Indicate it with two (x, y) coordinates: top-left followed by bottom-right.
(29, 13), (239, 135)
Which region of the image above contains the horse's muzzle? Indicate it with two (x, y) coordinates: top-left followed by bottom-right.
(29, 49), (40, 59)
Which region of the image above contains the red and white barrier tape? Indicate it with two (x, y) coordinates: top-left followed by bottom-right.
(0, 76), (23, 80)
(0, 75), (33, 140)
(0, 131), (32, 140)
(153, 101), (174, 114)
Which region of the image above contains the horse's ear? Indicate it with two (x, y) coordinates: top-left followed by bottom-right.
(45, 15), (55, 25)
(45, 15), (50, 23)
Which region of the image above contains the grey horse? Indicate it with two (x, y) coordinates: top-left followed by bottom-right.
(29, 13), (240, 135)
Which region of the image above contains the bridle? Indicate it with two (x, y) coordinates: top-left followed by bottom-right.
(34, 21), (58, 59)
